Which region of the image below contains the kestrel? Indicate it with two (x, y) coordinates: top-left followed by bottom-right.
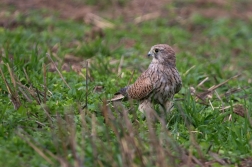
(113, 44), (182, 113)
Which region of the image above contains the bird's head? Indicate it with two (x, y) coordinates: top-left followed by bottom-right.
(148, 44), (176, 66)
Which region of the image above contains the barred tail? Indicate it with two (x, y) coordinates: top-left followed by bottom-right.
(119, 86), (129, 97)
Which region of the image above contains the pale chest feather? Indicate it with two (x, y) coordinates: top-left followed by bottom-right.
(147, 64), (181, 102)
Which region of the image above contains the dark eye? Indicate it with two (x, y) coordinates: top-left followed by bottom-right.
(154, 49), (159, 53)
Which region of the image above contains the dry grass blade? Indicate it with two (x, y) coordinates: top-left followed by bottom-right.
(66, 113), (83, 167)
(196, 74), (241, 102)
(54, 113), (69, 159)
(25, 139), (54, 165)
(18, 124), (75, 167)
(121, 107), (145, 166)
(91, 114), (98, 167)
(208, 74), (241, 92)
(189, 129), (204, 160)
(184, 65), (195, 76)
(110, 102), (146, 166)
(18, 87), (32, 102)
(35, 120), (46, 127)
(209, 152), (227, 165)
(240, 157), (252, 167)
(101, 99), (110, 123)
(43, 63), (47, 103)
(17, 130), (55, 165)
(225, 87), (242, 97)
(7, 63), (16, 88)
(134, 12), (161, 24)
(214, 90), (223, 103)
(145, 108), (167, 167)
(93, 85), (103, 93)
(16, 82), (41, 105)
(40, 104), (53, 123)
(0, 63), (21, 109)
(84, 13), (115, 29)
(158, 118), (185, 164)
(23, 67), (31, 83)
(219, 105), (231, 111)
(78, 106), (87, 165)
(1, 61), (48, 108)
(0, 65), (12, 94)
(196, 77), (209, 88)
(7, 66), (21, 109)
(46, 53), (71, 89)
(223, 86), (250, 99)
(100, 101), (125, 167)
(85, 61), (88, 110)
(101, 100), (118, 135)
(52, 53), (63, 63)
(176, 103), (205, 166)
(117, 55), (124, 75)
(104, 103), (128, 165)
(127, 70), (135, 86)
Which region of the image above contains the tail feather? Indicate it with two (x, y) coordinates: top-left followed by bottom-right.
(107, 86), (129, 102)
(119, 86), (128, 97)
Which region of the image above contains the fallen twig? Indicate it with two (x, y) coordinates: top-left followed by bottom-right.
(195, 74), (241, 102)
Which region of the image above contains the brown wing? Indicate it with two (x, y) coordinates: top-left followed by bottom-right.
(126, 73), (153, 100)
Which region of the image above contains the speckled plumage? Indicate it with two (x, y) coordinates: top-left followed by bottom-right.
(119, 44), (182, 113)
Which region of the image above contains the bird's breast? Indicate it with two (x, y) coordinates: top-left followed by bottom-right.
(148, 65), (181, 103)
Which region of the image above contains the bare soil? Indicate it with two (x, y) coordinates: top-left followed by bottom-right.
(1, 0), (252, 21)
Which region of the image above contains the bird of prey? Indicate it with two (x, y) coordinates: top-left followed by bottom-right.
(112, 44), (182, 113)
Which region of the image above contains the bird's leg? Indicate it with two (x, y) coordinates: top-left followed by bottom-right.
(139, 100), (158, 118)
(164, 100), (174, 113)
(138, 99), (154, 113)
(158, 103), (166, 117)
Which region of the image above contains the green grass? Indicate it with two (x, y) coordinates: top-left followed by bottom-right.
(0, 6), (252, 167)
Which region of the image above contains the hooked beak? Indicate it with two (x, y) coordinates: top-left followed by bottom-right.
(147, 51), (152, 57)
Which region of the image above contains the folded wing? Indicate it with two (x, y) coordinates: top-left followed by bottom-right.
(126, 73), (153, 100)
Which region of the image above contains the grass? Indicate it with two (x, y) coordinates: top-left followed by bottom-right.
(0, 5), (252, 167)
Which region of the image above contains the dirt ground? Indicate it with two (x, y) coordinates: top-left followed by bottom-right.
(1, 0), (251, 71)
(1, 0), (252, 21)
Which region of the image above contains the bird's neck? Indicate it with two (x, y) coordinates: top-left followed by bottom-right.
(151, 58), (159, 64)
(150, 61), (176, 68)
